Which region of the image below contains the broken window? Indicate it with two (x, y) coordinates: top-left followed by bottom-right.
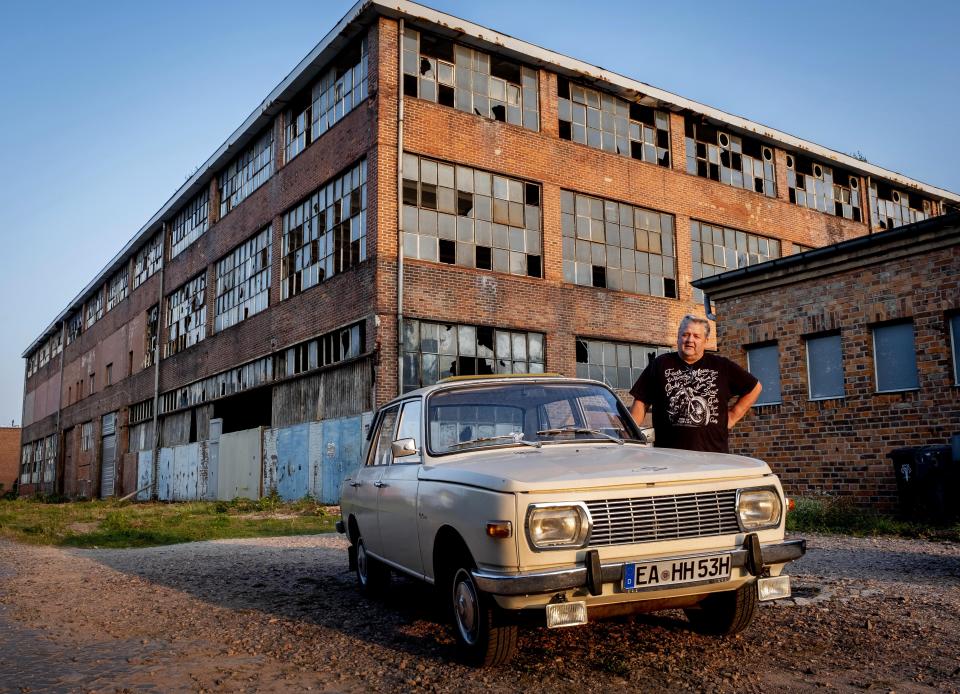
(685, 120), (776, 197)
(159, 355), (273, 415)
(576, 338), (670, 390)
(402, 153), (542, 277)
(129, 399), (154, 425)
(144, 304), (159, 369)
(107, 265), (129, 311)
(786, 154), (862, 222)
(557, 77), (670, 167)
(275, 322), (364, 379)
(561, 190), (676, 297)
(403, 28), (539, 131)
(215, 226), (272, 332)
(66, 311), (83, 345)
(26, 353), (38, 378)
(690, 221), (780, 303)
(105, 363), (113, 387)
(85, 291), (104, 329)
(281, 159), (366, 299)
(286, 37), (368, 162)
(869, 181), (936, 231)
(401, 319), (544, 392)
(81, 422), (93, 452)
(164, 274), (206, 358)
(791, 242), (814, 254)
(171, 188), (210, 258)
(219, 128), (273, 218)
(133, 232), (163, 289)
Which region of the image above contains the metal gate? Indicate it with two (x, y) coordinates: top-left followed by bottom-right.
(100, 412), (117, 498)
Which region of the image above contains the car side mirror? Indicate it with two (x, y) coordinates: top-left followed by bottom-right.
(391, 438), (419, 458)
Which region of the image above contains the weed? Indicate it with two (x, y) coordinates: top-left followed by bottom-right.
(787, 495), (960, 541)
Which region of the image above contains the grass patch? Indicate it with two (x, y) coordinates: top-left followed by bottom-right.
(787, 495), (960, 542)
(0, 495), (338, 549)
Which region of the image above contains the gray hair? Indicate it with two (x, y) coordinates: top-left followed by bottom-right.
(678, 314), (711, 339)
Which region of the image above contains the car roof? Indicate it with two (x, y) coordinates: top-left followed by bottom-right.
(383, 374), (612, 407)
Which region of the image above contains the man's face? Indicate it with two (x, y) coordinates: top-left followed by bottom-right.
(677, 322), (707, 363)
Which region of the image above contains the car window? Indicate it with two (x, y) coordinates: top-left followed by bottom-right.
(395, 400), (423, 464)
(369, 407), (400, 467)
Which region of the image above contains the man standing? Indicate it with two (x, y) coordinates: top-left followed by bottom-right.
(629, 314), (762, 453)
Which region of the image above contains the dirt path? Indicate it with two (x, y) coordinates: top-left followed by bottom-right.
(0, 532), (958, 693)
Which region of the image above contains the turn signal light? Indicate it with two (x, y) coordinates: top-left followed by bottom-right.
(785, 497), (796, 513)
(486, 521), (512, 538)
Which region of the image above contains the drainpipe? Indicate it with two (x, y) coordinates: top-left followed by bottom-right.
(53, 321), (66, 495)
(396, 18), (406, 399)
(150, 229), (165, 500)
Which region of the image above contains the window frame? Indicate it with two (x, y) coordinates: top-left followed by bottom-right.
(951, 313), (960, 386)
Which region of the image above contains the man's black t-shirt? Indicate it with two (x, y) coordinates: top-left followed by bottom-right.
(629, 352), (758, 453)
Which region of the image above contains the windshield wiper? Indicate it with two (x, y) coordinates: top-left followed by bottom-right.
(447, 432), (542, 450)
(536, 426), (624, 445)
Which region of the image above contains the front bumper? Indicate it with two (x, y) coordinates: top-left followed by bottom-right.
(472, 535), (806, 597)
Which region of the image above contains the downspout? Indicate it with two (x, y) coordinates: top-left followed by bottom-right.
(53, 321), (66, 495)
(396, 18), (406, 398)
(150, 230), (165, 500)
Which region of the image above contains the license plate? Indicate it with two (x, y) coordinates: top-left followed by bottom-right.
(623, 554), (731, 591)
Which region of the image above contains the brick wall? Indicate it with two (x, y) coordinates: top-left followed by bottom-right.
(715, 237), (960, 508)
(0, 428), (19, 494)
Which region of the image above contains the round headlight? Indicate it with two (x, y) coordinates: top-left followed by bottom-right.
(737, 488), (783, 531)
(526, 504), (590, 549)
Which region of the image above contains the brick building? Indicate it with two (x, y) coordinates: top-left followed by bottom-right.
(693, 213), (960, 508)
(19, 1), (960, 500)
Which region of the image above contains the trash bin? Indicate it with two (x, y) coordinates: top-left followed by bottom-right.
(888, 445), (955, 523)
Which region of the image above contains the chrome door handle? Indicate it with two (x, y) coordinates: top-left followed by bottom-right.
(373, 481), (386, 488)
(349, 481), (362, 487)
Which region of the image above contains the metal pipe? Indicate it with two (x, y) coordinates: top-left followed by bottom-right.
(53, 321), (66, 495)
(149, 225), (166, 500)
(396, 17), (406, 399)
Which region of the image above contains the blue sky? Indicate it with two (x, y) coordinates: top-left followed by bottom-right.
(0, 0), (957, 426)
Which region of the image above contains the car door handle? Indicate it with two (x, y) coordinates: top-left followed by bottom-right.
(349, 481), (362, 487)
(373, 481), (386, 488)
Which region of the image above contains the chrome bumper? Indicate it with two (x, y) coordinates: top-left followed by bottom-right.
(471, 536), (806, 597)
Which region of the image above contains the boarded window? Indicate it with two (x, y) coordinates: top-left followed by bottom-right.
(873, 322), (919, 392)
(746, 344), (781, 405)
(806, 333), (844, 400)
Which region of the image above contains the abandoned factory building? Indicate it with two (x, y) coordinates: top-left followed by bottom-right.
(693, 213), (960, 509)
(19, 0), (960, 501)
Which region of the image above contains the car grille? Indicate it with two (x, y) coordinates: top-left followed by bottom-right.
(585, 490), (740, 547)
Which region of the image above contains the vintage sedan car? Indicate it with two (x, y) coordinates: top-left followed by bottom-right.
(337, 375), (805, 665)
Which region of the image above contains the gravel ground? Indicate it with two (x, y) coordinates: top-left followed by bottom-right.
(0, 531), (958, 693)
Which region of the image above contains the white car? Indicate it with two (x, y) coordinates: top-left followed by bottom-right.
(337, 375), (805, 665)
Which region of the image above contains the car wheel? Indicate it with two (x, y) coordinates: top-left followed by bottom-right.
(684, 580), (758, 635)
(450, 566), (518, 666)
(355, 536), (390, 596)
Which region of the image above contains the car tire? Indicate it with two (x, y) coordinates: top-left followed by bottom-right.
(355, 536), (390, 596)
(450, 565), (518, 666)
(684, 580), (758, 635)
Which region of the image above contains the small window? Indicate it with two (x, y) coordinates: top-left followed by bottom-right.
(105, 363), (113, 387)
(949, 314), (960, 385)
(873, 322), (919, 393)
(394, 400), (423, 464)
(746, 344), (781, 405)
(369, 407), (400, 467)
(806, 333), (843, 400)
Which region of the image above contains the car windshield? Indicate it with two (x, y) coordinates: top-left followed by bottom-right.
(427, 382), (641, 455)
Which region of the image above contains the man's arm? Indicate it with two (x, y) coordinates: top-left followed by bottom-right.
(727, 381), (761, 429)
(629, 399), (647, 424)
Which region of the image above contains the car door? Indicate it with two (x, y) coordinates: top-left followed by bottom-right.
(349, 405), (399, 556)
(376, 399), (425, 575)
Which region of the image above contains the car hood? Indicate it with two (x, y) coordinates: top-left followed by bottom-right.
(418, 443), (771, 493)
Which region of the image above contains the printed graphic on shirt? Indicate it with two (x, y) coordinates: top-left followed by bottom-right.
(664, 367), (719, 427)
